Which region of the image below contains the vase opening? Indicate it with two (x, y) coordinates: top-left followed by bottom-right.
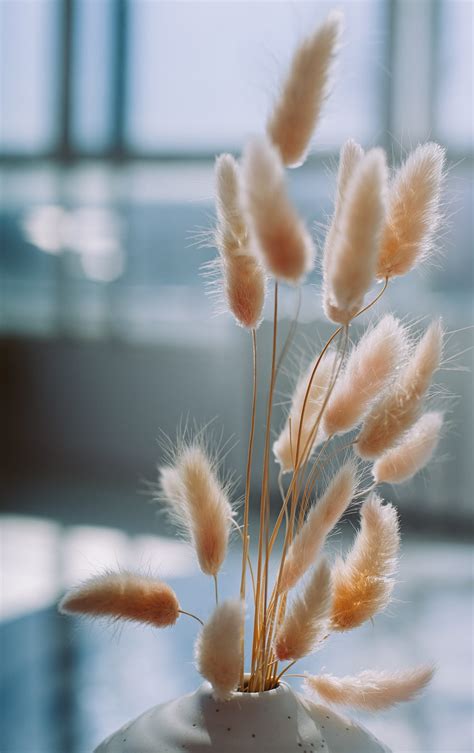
(236, 674), (281, 694)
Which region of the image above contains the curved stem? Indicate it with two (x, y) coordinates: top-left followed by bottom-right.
(178, 609), (204, 627)
(213, 574), (219, 605)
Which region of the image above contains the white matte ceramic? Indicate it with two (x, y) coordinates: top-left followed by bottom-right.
(95, 681), (392, 753)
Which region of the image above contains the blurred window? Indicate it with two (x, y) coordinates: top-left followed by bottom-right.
(0, 0), (472, 337)
(0, 0), (60, 153)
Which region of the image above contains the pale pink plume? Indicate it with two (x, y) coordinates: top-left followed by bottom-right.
(357, 319), (443, 459)
(195, 599), (244, 700)
(305, 666), (434, 710)
(323, 148), (388, 324)
(58, 571), (180, 628)
(273, 350), (337, 473)
(377, 142), (445, 279)
(242, 136), (315, 284)
(159, 443), (234, 576)
(323, 139), (365, 286)
(215, 153), (248, 243)
(373, 411), (443, 484)
(214, 154), (266, 329)
(267, 11), (342, 167)
(275, 558), (332, 661)
(323, 315), (408, 438)
(280, 460), (359, 591)
(331, 494), (400, 631)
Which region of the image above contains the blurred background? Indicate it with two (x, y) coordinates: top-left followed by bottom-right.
(0, 1), (472, 751)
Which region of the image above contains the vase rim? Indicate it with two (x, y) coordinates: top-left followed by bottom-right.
(200, 678), (292, 702)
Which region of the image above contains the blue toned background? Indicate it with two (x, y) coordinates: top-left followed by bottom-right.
(0, 2), (473, 752)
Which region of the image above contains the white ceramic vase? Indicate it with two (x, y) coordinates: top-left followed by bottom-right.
(95, 681), (392, 753)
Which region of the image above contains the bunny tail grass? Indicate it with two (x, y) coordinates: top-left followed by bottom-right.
(323, 139), (365, 286)
(373, 411), (443, 484)
(280, 460), (358, 591)
(331, 494), (399, 631)
(305, 665), (434, 710)
(214, 154), (266, 329)
(323, 148), (388, 324)
(159, 442), (234, 577)
(242, 136), (315, 284)
(273, 350), (337, 473)
(267, 11), (342, 167)
(215, 153), (248, 243)
(357, 319), (443, 459)
(195, 599), (245, 700)
(58, 571), (180, 628)
(275, 558), (332, 661)
(377, 142), (446, 279)
(323, 315), (408, 438)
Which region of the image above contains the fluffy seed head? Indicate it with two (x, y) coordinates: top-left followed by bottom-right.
(275, 558), (332, 661)
(373, 411), (443, 484)
(242, 136), (315, 284)
(195, 599), (244, 700)
(323, 148), (388, 324)
(305, 666), (434, 710)
(331, 494), (400, 631)
(323, 315), (408, 438)
(357, 319), (443, 459)
(215, 153), (247, 242)
(323, 139), (365, 284)
(159, 443), (234, 576)
(273, 350), (337, 473)
(377, 142), (446, 279)
(214, 154), (266, 329)
(280, 460), (359, 591)
(267, 11), (342, 167)
(58, 571), (180, 628)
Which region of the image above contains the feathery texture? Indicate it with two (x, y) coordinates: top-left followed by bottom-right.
(275, 559), (332, 661)
(357, 320), (443, 459)
(267, 12), (342, 167)
(323, 315), (407, 438)
(323, 139), (365, 286)
(159, 443), (233, 576)
(195, 600), (244, 700)
(242, 136), (315, 284)
(305, 666), (434, 710)
(373, 411), (443, 484)
(323, 148), (388, 324)
(377, 143), (445, 279)
(331, 494), (400, 631)
(58, 571), (180, 627)
(215, 153), (247, 242)
(273, 350), (337, 472)
(214, 154), (266, 329)
(280, 460), (358, 591)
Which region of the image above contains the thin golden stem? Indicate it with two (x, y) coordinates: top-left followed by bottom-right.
(178, 609), (204, 626)
(251, 282), (279, 688)
(240, 328), (258, 686)
(213, 574), (219, 606)
(274, 659), (297, 684)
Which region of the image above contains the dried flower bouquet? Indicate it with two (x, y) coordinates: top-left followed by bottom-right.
(60, 9), (446, 719)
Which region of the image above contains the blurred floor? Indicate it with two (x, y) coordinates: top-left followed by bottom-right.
(1, 499), (473, 753)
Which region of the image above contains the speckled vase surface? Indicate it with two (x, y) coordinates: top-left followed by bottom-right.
(94, 681), (392, 753)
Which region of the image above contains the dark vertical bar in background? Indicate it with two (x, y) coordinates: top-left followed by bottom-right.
(58, 0), (74, 161)
(383, 0), (397, 152)
(111, 0), (128, 159)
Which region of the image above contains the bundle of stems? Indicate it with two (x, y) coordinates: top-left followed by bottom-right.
(59, 11), (447, 712)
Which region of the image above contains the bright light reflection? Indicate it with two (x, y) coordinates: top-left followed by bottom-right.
(0, 516), (61, 620)
(22, 204), (125, 282)
(131, 535), (197, 578)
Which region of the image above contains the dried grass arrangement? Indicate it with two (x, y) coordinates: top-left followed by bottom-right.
(60, 10), (447, 716)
